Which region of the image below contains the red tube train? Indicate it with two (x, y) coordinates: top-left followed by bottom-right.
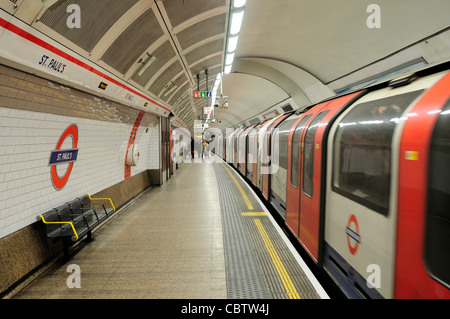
(215, 61), (450, 299)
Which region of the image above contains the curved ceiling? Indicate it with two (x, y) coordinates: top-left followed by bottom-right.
(3, 0), (450, 133)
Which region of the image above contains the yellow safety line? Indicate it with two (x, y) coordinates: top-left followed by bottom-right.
(254, 219), (301, 299)
(221, 163), (254, 210)
(87, 193), (116, 212)
(37, 214), (79, 241)
(241, 212), (267, 216)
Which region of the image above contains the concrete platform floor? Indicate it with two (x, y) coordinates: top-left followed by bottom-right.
(13, 162), (226, 299)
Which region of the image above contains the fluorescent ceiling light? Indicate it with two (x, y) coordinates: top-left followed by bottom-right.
(225, 53), (235, 65)
(224, 65), (232, 74)
(230, 11), (244, 35)
(233, 0), (246, 8)
(227, 36), (239, 53)
(137, 55), (156, 76)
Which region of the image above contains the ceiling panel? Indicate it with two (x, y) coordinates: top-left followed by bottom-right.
(131, 40), (176, 87)
(185, 39), (224, 65)
(167, 82), (190, 105)
(148, 61), (184, 96)
(162, 75), (188, 102)
(163, 0), (226, 28)
(190, 55), (222, 79)
(101, 8), (164, 74)
(39, 0), (138, 52)
(176, 14), (227, 50)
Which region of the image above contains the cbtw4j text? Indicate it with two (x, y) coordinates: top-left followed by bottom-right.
(181, 303), (269, 316)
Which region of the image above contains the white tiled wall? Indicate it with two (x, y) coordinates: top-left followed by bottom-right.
(0, 106), (160, 239)
(0, 64), (162, 239)
(146, 120), (161, 170)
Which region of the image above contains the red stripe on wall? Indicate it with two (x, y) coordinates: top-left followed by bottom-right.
(0, 17), (171, 113)
(125, 111), (145, 180)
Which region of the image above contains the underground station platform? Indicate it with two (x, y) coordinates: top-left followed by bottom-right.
(9, 157), (329, 311)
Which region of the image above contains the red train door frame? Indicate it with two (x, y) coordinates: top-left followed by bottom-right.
(298, 92), (362, 264)
(286, 102), (328, 240)
(286, 113), (313, 237)
(262, 113), (292, 200)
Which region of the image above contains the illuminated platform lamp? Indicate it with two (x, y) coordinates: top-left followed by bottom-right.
(224, 0), (246, 74)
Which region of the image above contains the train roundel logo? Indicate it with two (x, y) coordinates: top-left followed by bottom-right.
(49, 124), (79, 190)
(345, 214), (361, 255)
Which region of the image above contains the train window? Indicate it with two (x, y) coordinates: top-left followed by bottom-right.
(425, 99), (450, 288)
(291, 115), (312, 188)
(332, 90), (423, 215)
(303, 111), (329, 197)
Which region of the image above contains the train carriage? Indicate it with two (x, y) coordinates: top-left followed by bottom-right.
(215, 61), (450, 299)
(324, 69), (450, 299)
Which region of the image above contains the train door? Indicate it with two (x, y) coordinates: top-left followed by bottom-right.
(269, 114), (300, 219)
(234, 128), (244, 169)
(257, 117), (278, 190)
(262, 113), (292, 200)
(247, 124), (260, 183)
(324, 73), (446, 299)
(298, 93), (361, 264)
(222, 131), (227, 160)
(226, 130), (236, 163)
(249, 120), (268, 186)
(240, 124), (257, 176)
(285, 113), (313, 237)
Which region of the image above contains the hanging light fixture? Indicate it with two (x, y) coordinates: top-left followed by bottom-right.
(224, 1), (246, 75)
(137, 54), (156, 76)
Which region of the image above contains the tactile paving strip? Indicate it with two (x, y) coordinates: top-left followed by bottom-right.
(213, 161), (321, 299)
(214, 164), (270, 299)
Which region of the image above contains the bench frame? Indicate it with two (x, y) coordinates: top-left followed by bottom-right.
(37, 194), (115, 260)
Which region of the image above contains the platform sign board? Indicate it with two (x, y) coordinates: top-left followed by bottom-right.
(194, 91), (212, 98)
(204, 107), (212, 115)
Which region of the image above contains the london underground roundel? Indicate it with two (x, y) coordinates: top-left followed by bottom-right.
(346, 214), (361, 255)
(49, 124), (79, 190)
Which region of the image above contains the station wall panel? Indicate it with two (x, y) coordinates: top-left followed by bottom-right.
(0, 64), (160, 239)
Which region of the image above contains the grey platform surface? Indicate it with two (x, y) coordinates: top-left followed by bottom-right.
(12, 159), (324, 299)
